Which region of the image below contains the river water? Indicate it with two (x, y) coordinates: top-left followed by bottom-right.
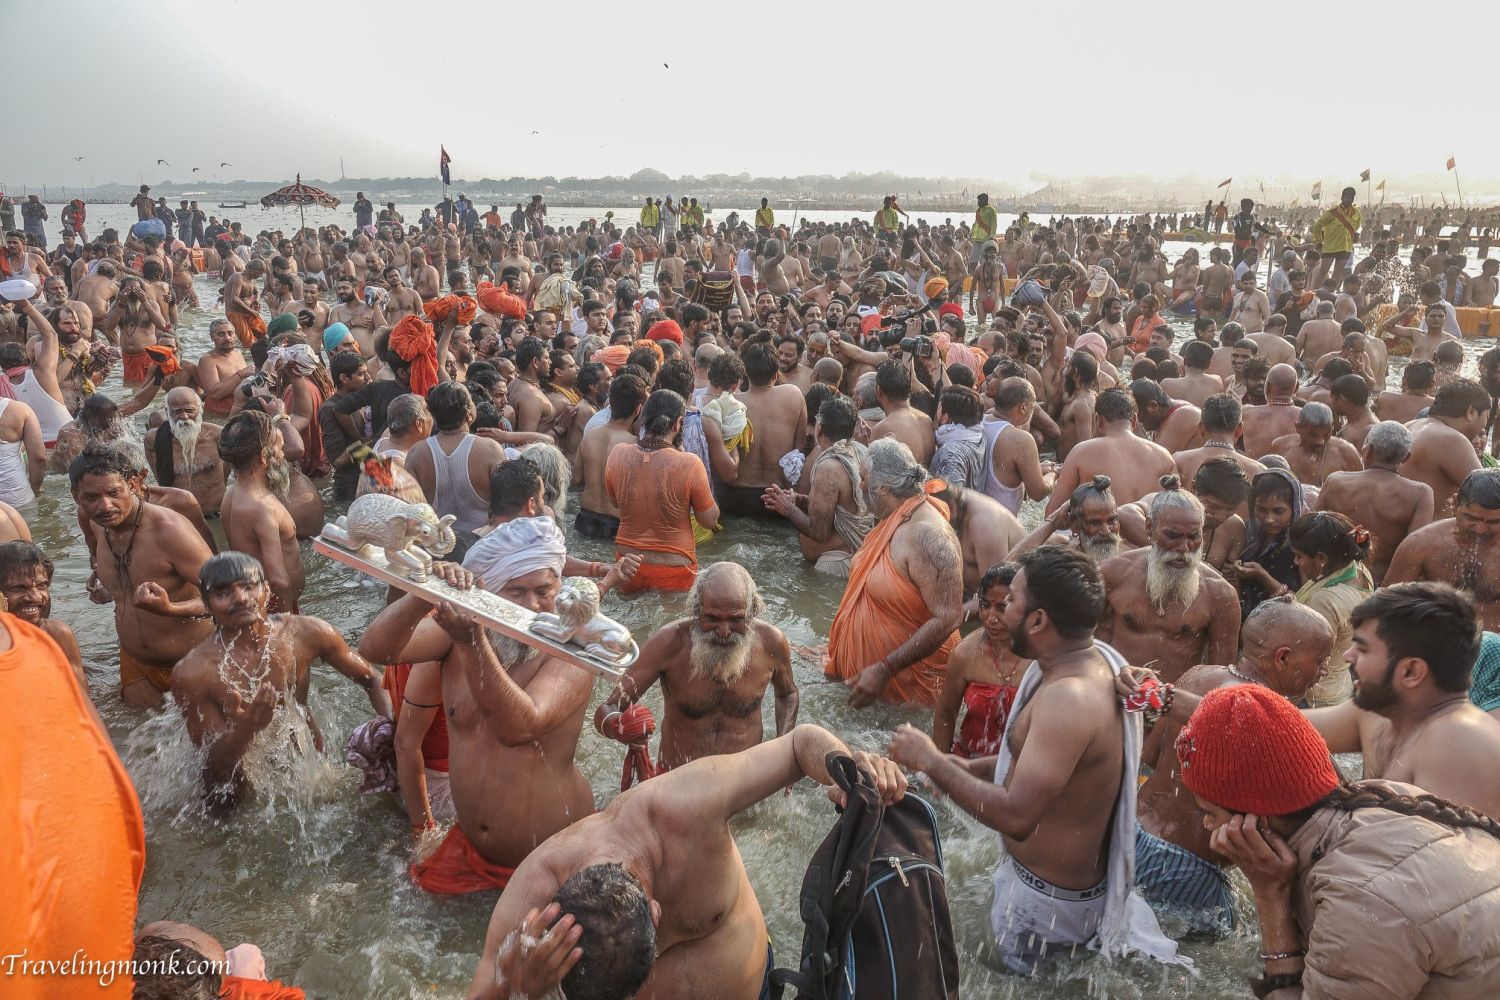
(38, 213), (1494, 998)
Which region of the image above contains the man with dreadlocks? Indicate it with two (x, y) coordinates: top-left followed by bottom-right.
(269, 341), (332, 478)
(172, 552), (390, 813)
(219, 410), (304, 614)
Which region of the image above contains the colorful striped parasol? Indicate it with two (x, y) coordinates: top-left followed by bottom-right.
(259, 174), (340, 231)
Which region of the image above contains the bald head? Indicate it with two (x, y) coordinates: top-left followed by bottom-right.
(165, 386), (198, 408)
(694, 342), (723, 371)
(1241, 599), (1335, 698)
(813, 356), (844, 385)
(1266, 363), (1299, 399)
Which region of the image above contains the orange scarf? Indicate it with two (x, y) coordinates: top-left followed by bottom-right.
(390, 315), (440, 398)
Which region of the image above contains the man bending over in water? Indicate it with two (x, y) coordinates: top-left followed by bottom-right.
(466, 725), (906, 1000)
(173, 552), (390, 813)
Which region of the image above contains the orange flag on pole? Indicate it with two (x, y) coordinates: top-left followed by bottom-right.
(1217, 177), (1232, 188)
(1447, 156), (1457, 171)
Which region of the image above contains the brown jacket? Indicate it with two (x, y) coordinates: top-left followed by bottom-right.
(1290, 780), (1500, 999)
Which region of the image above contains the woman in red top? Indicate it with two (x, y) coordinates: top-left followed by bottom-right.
(932, 563), (1029, 758)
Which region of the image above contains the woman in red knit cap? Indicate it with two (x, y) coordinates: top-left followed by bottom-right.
(1176, 684), (1500, 999)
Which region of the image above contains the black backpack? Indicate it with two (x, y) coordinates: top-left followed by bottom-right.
(770, 753), (960, 1000)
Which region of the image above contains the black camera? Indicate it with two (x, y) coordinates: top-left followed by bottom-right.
(901, 335), (934, 358)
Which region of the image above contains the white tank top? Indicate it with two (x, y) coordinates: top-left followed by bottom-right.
(981, 415), (1024, 513)
(11, 370), (70, 445)
(0, 398), (33, 507)
(429, 433), (490, 532)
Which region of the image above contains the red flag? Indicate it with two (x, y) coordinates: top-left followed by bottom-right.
(1447, 156), (1456, 171)
(440, 145), (452, 186)
(1359, 169), (1370, 182)
(1217, 177), (1232, 188)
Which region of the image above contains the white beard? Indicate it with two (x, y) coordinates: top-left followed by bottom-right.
(265, 456), (292, 500)
(170, 415), (203, 472)
(689, 627), (754, 685)
(1080, 532), (1122, 563)
(1146, 547), (1201, 614)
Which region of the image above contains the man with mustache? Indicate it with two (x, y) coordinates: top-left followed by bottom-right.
(218, 410), (303, 614)
(1097, 479), (1240, 684)
(171, 552), (390, 813)
(327, 274), (386, 358)
(0, 540), (84, 684)
(593, 562), (799, 772)
(1010, 474), (1127, 566)
(194, 318), (254, 417)
(145, 387), (227, 516)
(1385, 467), (1500, 630)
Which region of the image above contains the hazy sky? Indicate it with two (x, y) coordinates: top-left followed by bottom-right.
(8, 0), (1499, 190)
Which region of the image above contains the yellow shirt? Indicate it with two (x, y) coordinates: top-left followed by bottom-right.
(875, 207), (899, 231)
(1313, 204), (1362, 255)
(755, 207), (774, 229)
(640, 204), (660, 227)
(972, 205), (997, 243)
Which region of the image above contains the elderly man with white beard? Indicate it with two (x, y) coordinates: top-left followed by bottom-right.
(594, 561), (799, 774)
(218, 410), (305, 614)
(1008, 474), (1129, 565)
(145, 387), (227, 516)
(1096, 477), (1241, 684)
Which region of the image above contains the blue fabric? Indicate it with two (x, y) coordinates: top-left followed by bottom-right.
(1470, 632), (1500, 713)
(1133, 824), (1235, 938)
(759, 941), (773, 1000)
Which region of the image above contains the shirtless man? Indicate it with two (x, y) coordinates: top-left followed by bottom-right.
(382, 266), (423, 325)
(328, 275), (385, 357)
(1098, 486), (1240, 684)
(1172, 394), (1265, 486)
(144, 387), (227, 516)
(1295, 301), (1342, 363)
(1376, 360), (1436, 423)
(1380, 302), (1459, 363)
(1131, 379), (1204, 455)
(773, 335), (811, 393)
(466, 727), (905, 1000)
(71, 445), (214, 707)
(572, 374), (647, 540)
(41, 274), (94, 339)
(1401, 379), (1489, 515)
(1229, 271), (1271, 333)
(1245, 314), (1297, 369)
(1160, 341), (1224, 407)
(1266, 402), (1362, 488)
(361, 516), (597, 893)
(1314, 421), (1433, 583)
(223, 259), (265, 347)
(870, 358), (934, 466)
(727, 343), (806, 512)
(1329, 374), (1378, 450)
(1048, 387), (1174, 514)
(763, 396), (874, 574)
(172, 552), (390, 812)
(933, 480), (1026, 601)
(1054, 351), (1099, 461)
(217, 410), (304, 614)
(1196, 247), (1236, 320)
(1470, 258), (1500, 308)
(594, 562), (797, 771)
(101, 277), (169, 383)
(0, 540), (86, 684)
(1385, 469), (1500, 629)
(74, 261), (119, 331)
(297, 281), (329, 349)
(1239, 363), (1303, 458)
(194, 318), (254, 418)
(888, 545), (1180, 974)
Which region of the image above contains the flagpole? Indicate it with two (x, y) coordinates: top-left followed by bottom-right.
(1454, 164), (1464, 209)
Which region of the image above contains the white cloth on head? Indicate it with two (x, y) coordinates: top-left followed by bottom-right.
(462, 514), (567, 592)
(991, 641), (1189, 970)
(269, 342), (318, 376)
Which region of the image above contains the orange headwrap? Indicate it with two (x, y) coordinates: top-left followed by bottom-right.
(477, 281), (526, 319)
(423, 294), (478, 325)
(591, 345), (630, 374)
(923, 276), (949, 299)
(631, 339), (664, 366)
(390, 315), (440, 398)
(647, 319), (683, 345)
(143, 344), (180, 376)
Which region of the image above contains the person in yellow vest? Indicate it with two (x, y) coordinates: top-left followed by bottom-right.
(971, 192), (998, 264)
(639, 197), (661, 239)
(685, 198), (705, 231)
(755, 197), (775, 237)
(875, 195), (905, 240)
(1310, 187), (1362, 287)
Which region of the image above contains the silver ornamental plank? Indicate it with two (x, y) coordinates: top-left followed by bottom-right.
(312, 537), (629, 680)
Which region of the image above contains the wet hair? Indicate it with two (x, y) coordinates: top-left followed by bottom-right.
(1480, 346), (1500, 373)
(688, 561), (764, 621)
(741, 342), (778, 386)
(489, 457), (544, 518)
(1350, 582), (1480, 693)
(1429, 379), (1491, 419)
(607, 372), (650, 416)
(1095, 386), (1136, 423)
(330, 351), (364, 385)
(0, 540), (53, 581)
(515, 335), (548, 375)
(707, 350), (746, 392)
(555, 863), (656, 1000)
(875, 359), (912, 402)
(1242, 357), (1271, 383)
(131, 935), (221, 1000)
(1297, 401), (1334, 428)
(1289, 510), (1370, 569)
(818, 396), (858, 442)
(1329, 373), (1370, 408)
(426, 381), (474, 432)
(1402, 361), (1436, 391)
(68, 443), (141, 492)
(641, 389), (686, 438)
(0, 342), (27, 370)
(217, 410), (275, 471)
(1458, 468), (1500, 510)
(940, 385), (982, 427)
(866, 438), (928, 498)
(1300, 782), (1500, 841)
(1017, 545), (1105, 639)
(198, 551), (268, 595)
(1199, 393), (1240, 434)
(577, 361), (608, 396)
(386, 393), (431, 436)
(978, 562), (1020, 594)
(1193, 456), (1251, 506)
(520, 443), (570, 518)
(1181, 340), (1213, 370)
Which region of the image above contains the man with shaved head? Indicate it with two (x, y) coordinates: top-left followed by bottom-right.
(1314, 421), (1433, 583)
(592, 561), (799, 772)
(1239, 362), (1302, 458)
(144, 386), (227, 516)
(1265, 401), (1363, 488)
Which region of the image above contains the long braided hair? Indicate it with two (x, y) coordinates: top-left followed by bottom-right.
(1315, 782), (1500, 841)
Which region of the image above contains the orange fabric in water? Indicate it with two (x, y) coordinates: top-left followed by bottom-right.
(0, 614), (145, 999)
(410, 824), (515, 895)
(823, 492), (957, 707)
(617, 561), (697, 593)
(423, 294), (477, 325)
(122, 350), (154, 385)
(120, 647), (174, 695)
(389, 315), (440, 399)
(605, 444), (714, 564)
(228, 312), (267, 347)
(220, 976), (306, 1000)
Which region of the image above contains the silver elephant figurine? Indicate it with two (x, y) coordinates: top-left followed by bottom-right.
(320, 493), (457, 582)
(530, 577), (638, 666)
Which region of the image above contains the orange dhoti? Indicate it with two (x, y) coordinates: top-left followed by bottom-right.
(121, 647), (175, 697)
(823, 492), (957, 707)
(220, 975), (307, 999)
(617, 558), (697, 593)
(122, 350), (153, 385)
(410, 824), (515, 895)
(228, 312), (267, 346)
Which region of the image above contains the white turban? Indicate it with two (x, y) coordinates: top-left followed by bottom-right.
(462, 515), (567, 592)
(268, 342), (318, 377)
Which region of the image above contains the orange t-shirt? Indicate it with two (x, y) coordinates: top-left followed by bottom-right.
(605, 443), (715, 563)
(0, 614), (145, 998)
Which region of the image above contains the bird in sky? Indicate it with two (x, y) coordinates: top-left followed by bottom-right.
(192, 167), (201, 172)
(530, 130), (540, 135)
(220, 162), (232, 167)
(73, 156), (84, 161)
(663, 62), (669, 69)
(156, 159), (169, 166)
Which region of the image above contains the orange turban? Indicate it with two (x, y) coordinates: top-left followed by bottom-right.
(647, 319), (683, 345)
(143, 344), (180, 376)
(631, 339), (664, 366)
(477, 281), (526, 319)
(592, 345), (630, 373)
(923, 276), (949, 299)
(390, 315), (440, 398)
(424, 294), (478, 325)
(860, 313), (885, 337)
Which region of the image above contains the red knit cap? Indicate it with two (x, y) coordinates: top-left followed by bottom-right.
(647, 319), (683, 346)
(1175, 685), (1339, 815)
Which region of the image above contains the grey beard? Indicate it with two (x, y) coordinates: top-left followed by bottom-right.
(170, 415), (202, 471)
(689, 628), (754, 685)
(1146, 547), (1202, 613)
(1080, 533), (1122, 563)
(265, 456), (292, 499)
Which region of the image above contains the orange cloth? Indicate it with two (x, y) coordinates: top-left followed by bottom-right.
(591, 345), (630, 374)
(605, 444), (714, 564)
(120, 647), (174, 695)
(383, 662), (449, 772)
(476, 281), (526, 319)
(122, 350), (154, 385)
(220, 976), (305, 1000)
(1129, 313), (1167, 352)
(616, 560), (697, 594)
(228, 312), (267, 347)
(423, 294), (477, 325)
(204, 395), (234, 417)
(389, 315), (440, 399)
(823, 492), (957, 707)
(647, 319), (683, 345)
(630, 339), (664, 367)
(410, 824), (515, 895)
(0, 614), (145, 999)
(143, 344), (179, 376)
